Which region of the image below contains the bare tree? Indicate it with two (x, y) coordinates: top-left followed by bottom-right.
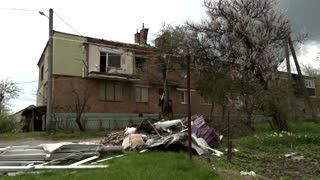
(67, 81), (91, 131)
(302, 63), (319, 77)
(0, 79), (21, 114)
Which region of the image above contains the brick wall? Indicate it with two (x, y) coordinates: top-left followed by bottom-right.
(52, 75), (218, 116)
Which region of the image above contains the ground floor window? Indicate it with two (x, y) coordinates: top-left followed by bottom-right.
(135, 87), (148, 102)
(180, 90), (188, 104)
(100, 82), (122, 101)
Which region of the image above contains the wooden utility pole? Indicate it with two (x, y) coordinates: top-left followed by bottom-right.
(288, 36), (317, 120)
(186, 54), (192, 160)
(46, 8), (53, 130)
(285, 39), (292, 120)
(0, 92), (3, 114)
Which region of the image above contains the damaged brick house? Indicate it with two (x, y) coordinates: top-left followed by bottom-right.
(277, 71), (319, 118)
(37, 26), (318, 130)
(37, 27), (214, 130)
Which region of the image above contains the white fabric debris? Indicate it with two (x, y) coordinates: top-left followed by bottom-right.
(124, 127), (137, 135)
(154, 119), (183, 132)
(240, 171), (256, 177)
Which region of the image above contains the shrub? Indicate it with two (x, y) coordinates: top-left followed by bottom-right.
(0, 115), (21, 133)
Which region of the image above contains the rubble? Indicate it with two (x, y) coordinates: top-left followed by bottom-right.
(100, 130), (126, 145)
(0, 115), (223, 175)
(122, 134), (146, 150)
(154, 119), (184, 133)
(101, 114), (223, 156)
(124, 127), (137, 135)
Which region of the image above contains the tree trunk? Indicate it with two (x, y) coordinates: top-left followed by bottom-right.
(209, 102), (214, 121)
(75, 115), (85, 131)
(245, 111), (255, 131)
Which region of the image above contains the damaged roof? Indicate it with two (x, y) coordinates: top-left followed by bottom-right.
(37, 30), (158, 66)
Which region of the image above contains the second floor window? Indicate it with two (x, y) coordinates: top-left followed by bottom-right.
(305, 79), (315, 88)
(108, 53), (121, 68)
(100, 52), (121, 72)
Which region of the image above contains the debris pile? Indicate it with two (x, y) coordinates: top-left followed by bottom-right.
(0, 143), (110, 175)
(101, 115), (223, 156)
(0, 115), (224, 175)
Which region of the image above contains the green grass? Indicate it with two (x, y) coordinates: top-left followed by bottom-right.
(213, 121), (320, 179)
(0, 151), (221, 180)
(0, 131), (108, 141)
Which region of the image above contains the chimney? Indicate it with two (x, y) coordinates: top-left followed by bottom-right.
(139, 23), (149, 45)
(134, 29), (140, 44)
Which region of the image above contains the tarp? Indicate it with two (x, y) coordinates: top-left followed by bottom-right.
(191, 116), (220, 147)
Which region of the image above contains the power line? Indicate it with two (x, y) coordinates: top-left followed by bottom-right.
(0, 8), (41, 12)
(53, 11), (83, 36)
(16, 80), (38, 85)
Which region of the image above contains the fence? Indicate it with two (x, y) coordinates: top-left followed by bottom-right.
(51, 113), (186, 131)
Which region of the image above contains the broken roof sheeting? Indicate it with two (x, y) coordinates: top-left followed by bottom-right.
(0, 143), (103, 174)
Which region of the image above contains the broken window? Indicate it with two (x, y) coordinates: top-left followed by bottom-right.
(100, 52), (106, 72)
(135, 87), (148, 102)
(100, 82), (122, 101)
(108, 53), (121, 68)
(135, 57), (146, 70)
(180, 90), (188, 104)
(99, 52), (121, 72)
(40, 66), (44, 81)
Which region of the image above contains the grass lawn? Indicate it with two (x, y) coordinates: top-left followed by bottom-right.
(0, 151), (221, 180)
(208, 121), (320, 179)
(0, 121), (319, 179)
(0, 131), (107, 141)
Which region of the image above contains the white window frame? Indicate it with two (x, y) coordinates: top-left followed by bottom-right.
(305, 79), (315, 88)
(176, 88), (195, 105)
(180, 90), (188, 104)
(100, 51), (122, 70)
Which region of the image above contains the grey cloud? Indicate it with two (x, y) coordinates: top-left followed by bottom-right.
(279, 0), (320, 42)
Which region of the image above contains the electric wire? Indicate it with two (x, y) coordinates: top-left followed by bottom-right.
(0, 8), (41, 12)
(53, 11), (83, 36)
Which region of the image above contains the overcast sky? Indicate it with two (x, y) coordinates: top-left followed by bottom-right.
(1, 0), (319, 112)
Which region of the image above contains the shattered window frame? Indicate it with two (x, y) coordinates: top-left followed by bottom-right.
(108, 53), (121, 68)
